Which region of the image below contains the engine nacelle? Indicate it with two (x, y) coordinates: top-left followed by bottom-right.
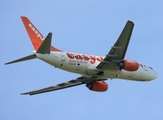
(119, 60), (139, 71)
(86, 81), (108, 92)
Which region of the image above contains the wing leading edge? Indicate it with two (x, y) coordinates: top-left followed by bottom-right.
(97, 20), (134, 70)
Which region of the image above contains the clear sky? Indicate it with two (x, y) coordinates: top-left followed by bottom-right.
(1, 1), (163, 120)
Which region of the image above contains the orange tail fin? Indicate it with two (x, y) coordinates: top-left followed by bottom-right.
(21, 16), (62, 52)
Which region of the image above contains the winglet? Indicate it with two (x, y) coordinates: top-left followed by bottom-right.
(127, 20), (134, 24)
(21, 16), (62, 52)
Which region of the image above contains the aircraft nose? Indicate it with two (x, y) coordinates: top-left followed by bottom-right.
(153, 71), (158, 79)
(141, 70), (158, 81)
(148, 70), (158, 80)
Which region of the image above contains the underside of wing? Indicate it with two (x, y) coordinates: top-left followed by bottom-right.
(97, 20), (134, 70)
(21, 78), (84, 95)
(21, 77), (108, 95)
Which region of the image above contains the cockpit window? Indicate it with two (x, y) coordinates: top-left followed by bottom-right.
(149, 67), (153, 70)
(139, 63), (143, 68)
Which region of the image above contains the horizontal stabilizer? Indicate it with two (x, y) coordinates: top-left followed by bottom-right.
(36, 33), (52, 54)
(5, 54), (36, 65)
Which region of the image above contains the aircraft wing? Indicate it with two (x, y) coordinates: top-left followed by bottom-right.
(97, 20), (134, 70)
(21, 77), (96, 95)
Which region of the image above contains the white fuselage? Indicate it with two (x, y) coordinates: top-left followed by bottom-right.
(35, 51), (158, 81)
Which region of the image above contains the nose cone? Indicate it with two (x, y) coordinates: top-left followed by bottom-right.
(142, 70), (158, 81)
(150, 71), (158, 80)
(153, 72), (158, 80)
(149, 72), (158, 80)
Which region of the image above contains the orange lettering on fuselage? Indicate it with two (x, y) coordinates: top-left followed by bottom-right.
(90, 55), (96, 64)
(66, 53), (74, 59)
(66, 52), (104, 64)
(82, 54), (90, 61)
(75, 54), (83, 60)
(97, 56), (104, 62)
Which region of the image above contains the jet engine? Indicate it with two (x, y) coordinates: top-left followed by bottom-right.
(119, 60), (139, 71)
(86, 81), (108, 92)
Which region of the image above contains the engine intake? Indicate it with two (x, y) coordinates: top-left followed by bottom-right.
(86, 81), (108, 92)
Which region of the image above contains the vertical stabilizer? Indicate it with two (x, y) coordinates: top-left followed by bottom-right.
(21, 16), (62, 52)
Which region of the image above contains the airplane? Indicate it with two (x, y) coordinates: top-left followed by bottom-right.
(5, 16), (158, 95)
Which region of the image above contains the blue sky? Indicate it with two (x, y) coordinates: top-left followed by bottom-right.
(1, 1), (163, 120)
